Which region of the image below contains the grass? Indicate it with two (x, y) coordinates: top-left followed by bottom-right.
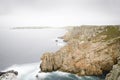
(102, 26), (120, 41)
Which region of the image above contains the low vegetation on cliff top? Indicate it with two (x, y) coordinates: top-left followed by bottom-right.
(63, 25), (120, 42)
(101, 26), (120, 40)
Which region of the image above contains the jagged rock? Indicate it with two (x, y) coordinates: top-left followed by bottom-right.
(40, 52), (56, 72)
(0, 70), (18, 80)
(40, 26), (120, 76)
(105, 57), (120, 80)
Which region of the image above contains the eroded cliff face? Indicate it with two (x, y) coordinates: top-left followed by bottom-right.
(40, 26), (120, 76)
(105, 57), (120, 80)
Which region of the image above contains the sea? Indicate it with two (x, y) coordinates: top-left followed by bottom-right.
(0, 28), (105, 80)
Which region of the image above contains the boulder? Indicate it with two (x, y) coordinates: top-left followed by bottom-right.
(0, 70), (18, 80)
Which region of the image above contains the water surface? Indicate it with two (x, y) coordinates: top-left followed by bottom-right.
(4, 62), (105, 80)
(0, 28), (106, 80)
(0, 28), (66, 70)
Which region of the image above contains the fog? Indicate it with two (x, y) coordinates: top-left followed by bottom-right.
(0, 29), (66, 70)
(0, 0), (120, 28)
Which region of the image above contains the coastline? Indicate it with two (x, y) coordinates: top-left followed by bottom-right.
(1, 25), (120, 80)
(40, 25), (120, 79)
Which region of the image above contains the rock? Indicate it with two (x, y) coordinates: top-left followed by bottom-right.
(40, 26), (120, 76)
(40, 52), (56, 72)
(105, 57), (120, 80)
(36, 74), (38, 78)
(0, 70), (18, 80)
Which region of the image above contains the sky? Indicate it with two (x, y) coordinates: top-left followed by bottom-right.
(0, 0), (120, 27)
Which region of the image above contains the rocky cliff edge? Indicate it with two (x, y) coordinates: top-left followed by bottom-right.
(40, 26), (120, 77)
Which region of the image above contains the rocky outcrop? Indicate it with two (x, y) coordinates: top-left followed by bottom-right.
(105, 57), (120, 80)
(0, 70), (18, 80)
(40, 26), (120, 76)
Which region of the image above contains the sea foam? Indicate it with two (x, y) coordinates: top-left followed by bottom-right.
(3, 62), (104, 80)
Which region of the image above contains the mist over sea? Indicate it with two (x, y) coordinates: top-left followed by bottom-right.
(0, 28), (66, 71)
(0, 28), (106, 80)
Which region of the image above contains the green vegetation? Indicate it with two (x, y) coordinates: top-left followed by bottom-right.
(101, 26), (120, 41)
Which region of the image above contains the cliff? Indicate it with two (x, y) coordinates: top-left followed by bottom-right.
(105, 57), (120, 80)
(40, 25), (120, 76)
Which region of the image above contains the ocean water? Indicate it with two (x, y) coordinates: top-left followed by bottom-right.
(3, 62), (105, 80)
(0, 28), (66, 70)
(0, 28), (105, 80)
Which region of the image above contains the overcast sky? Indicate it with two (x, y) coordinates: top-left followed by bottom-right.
(0, 0), (120, 27)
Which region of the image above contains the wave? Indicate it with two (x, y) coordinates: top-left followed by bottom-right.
(3, 62), (105, 80)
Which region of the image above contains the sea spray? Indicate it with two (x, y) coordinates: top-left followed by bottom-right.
(3, 62), (105, 80)
(3, 62), (39, 80)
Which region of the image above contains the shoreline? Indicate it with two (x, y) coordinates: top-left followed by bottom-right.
(40, 25), (120, 79)
(1, 25), (120, 80)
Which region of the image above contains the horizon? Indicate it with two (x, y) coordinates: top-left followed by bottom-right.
(0, 0), (120, 28)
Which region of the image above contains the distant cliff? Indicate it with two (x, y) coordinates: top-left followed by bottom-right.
(40, 25), (120, 77)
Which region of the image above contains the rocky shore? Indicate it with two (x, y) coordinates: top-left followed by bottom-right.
(40, 25), (120, 79)
(0, 70), (18, 80)
(105, 57), (120, 80)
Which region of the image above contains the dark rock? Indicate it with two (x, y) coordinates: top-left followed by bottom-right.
(36, 75), (38, 78)
(55, 40), (58, 42)
(0, 72), (5, 76)
(7, 70), (18, 75)
(0, 70), (18, 80)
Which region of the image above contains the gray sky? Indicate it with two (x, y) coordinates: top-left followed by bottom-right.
(0, 0), (120, 27)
